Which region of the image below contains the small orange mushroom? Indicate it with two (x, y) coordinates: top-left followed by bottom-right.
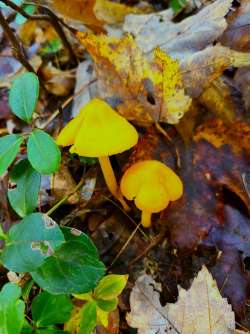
(120, 160), (183, 227)
(56, 98), (138, 210)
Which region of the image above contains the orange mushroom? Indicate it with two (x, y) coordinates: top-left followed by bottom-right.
(56, 98), (138, 210)
(120, 160), (183, 227)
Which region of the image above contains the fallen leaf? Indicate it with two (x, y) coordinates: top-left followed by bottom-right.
(94, 0), (149, 25)
(51, 0), (147, 32)
(127, 266), (245, 333)
(198, 77), (238, 123)
(51, 164), (79, 205)
(220, 0), (250, 52)
(123, 0), (232, 59)
(180, 44), (250, 98)
(41, 62), (75, 96)
(51, 0), (105, 32)
(77, 32), (191, 124)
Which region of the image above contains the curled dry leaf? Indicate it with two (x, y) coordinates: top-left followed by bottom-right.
(77, 32), (191, 125)
(127, 266), (246, 334)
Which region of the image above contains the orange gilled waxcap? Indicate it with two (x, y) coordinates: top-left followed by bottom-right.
(120, 160), (183, 214)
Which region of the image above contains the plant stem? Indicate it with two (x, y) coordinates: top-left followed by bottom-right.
(98, 156), (129, 211)
(46, 178), (84, 216)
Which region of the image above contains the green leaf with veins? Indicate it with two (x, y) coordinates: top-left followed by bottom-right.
(1, 213), (65, 272)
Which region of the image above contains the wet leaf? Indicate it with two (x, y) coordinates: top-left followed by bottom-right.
(1, 213), (65, 272)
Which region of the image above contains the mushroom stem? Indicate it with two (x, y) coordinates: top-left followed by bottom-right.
(141, 211), (152, 228)
(98, 156), (129, 211)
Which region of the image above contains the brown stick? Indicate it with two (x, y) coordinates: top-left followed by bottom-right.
(0, 9), (36, 73)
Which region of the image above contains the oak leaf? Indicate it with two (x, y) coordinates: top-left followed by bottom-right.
(127, 266), (246, 334)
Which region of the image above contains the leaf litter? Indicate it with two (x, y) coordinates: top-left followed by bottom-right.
(1, 0), (250, 332)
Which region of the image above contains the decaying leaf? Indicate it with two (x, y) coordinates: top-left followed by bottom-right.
(220, 0), (250, 52)
(77, 32), (191, 125)
(180, 44), (250, 97)
(127, 266), (246, 333)
(123, 0), (233, 58)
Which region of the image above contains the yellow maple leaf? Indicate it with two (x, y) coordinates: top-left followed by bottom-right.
(77, 32), (191, 125)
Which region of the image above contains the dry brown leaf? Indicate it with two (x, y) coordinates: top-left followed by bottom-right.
(123, 0), (232, 59)
(180, 44), (250, 97)
(51, 0), (146, 31)
(199, 78), (237, 122)
(51, 0), (105, 32)
(220, 0), (250, 52)
(127, 266), (246, 334)
(77, 32), (191, 125)
(94, 0), (149, 25)
(41, 63), (75, 96)
(51, 164), (79, 205)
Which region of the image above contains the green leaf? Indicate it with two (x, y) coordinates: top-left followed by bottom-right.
(31, 239), (105, 294)
(8, 159), (41, 217)
(79, 301), (97, 334)
(27, 129), (61, 175)
(97, 298), (118, 312)
(40, 39), (62, 56)
(62, 227), (98, 258)
(0, 283), (25, 334)
(31, 291), (72, 327)
(9, 72), (39, 123)
(0, 134), (23, 176)
(21, 319), (33, 334)
(1, 213), (65, 272)
(94, 274), (128, 300)
(35, 329), (69, 334)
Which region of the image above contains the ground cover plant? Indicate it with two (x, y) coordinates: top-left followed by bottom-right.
(0, 0), (249, 333)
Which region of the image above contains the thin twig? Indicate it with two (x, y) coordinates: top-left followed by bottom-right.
(109, 223), (142, 269)
(46, 178), (84, 216)
(128, 226), (167, 267)
(1, 0), (78, 64)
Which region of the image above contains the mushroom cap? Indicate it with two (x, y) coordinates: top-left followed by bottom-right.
(120, 160), (183, 213)
(56, 98), (138, 157)
(56, 107), (85, 147)
(64, 98), (138, 157)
